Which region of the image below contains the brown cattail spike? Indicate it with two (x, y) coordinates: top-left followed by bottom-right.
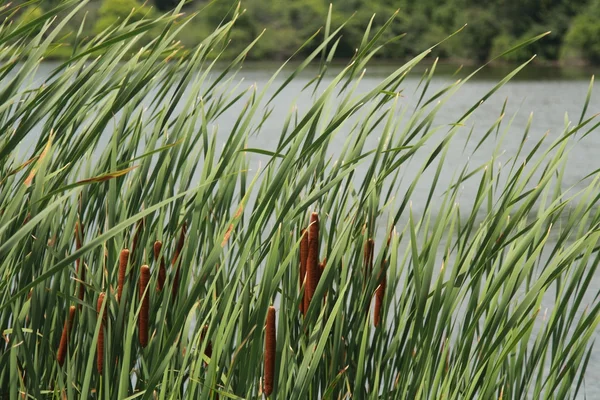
(264, 306), (276, 397)
(57, 306), (76, 366)
(304, 213), (320, 313)
(139, 265), (150, 348)
(117, 249), (129, 302)
(154, 241), (166, 292)
(171, 222), (187, 301)
(299, 229), (308, 315)
(97, 293), (106, 375)
(374, 261), (386, 327)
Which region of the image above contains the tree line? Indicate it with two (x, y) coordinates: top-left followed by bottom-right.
(16, 0), (600, 64)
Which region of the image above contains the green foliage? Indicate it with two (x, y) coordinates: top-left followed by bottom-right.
(564, 4), (600, 64)
(491, 34), (532, 63)
(20, 0), (600, 64)
(1, 1), (600, 399)
(16, 5), (44, 35)
(457, 8), (500, 61)
(94, 0), (156, 34)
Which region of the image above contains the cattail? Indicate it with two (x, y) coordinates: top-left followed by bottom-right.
(304, 213), (320, 313)
(363, 238), (374, 288)
(97, 292), (106, 375)
(139, 265), (150, 348)
(75, 222), (85, 305)
(57, 306), (76, 366)
(299, 229), (308, 314)
(154, 241), (166, 292)
(374, 261), (386, 327)
(264, 306), (276, 397)
(117, 249), (129, 302)
(171, 222), (187, 301)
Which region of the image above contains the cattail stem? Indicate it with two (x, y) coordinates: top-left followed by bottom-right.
(139, 265), (150, 348)
(299, 229), (308, 315)
(304, 213), (319, 313)
(154, 241), (166, 291)
(117, 249), (129, 302)
(264, 306), (276, 397)
(57, 306), (76, 366)
(97, 293), (106, 375)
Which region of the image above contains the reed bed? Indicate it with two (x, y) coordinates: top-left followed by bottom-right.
(0, 1), (599, 399)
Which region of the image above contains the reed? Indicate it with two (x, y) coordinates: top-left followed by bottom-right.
(139, 265), (151, 348)
(0, 3), (598, 398)
(56, 306), (76, 366)
(264, 306), (276, 397)
(96, 293), (106, 375)
(363, 238), (374, 287)
(117, 249), (129, 302)
(304, 212), (320, 313)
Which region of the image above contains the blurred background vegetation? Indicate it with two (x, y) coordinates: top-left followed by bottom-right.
(14, 0), (600, 64)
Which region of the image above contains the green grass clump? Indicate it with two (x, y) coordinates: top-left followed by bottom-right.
(1, 1), (599, 399)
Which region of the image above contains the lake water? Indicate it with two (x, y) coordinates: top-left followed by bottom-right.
(29, 62), (600, 397)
